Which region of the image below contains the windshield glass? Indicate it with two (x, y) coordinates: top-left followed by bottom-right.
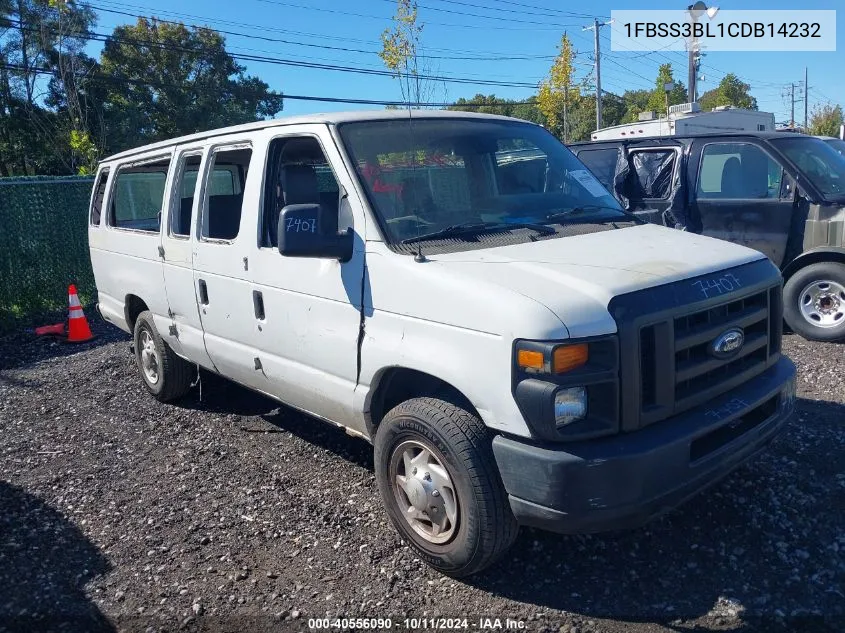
(338, 117), (626, 246)
(772, 136), (845, 200)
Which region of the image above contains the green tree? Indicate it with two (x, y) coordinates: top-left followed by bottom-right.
(99, 18), (283, 152)
(510, 97), (545, 126)
(808, 103), (844, 137)
(380, 0), (440, 105)
(537, 33), (579, 140)
(447, 94), (544, 124)
(0, 0), (97, 175)
(646, 64), (688, 116)
(698, 73), (757, 111)
(620, 89), (651, 123)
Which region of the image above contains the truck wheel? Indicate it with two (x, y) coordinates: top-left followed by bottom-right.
(133, 311), (194, 402)
(784, 262), (845, 342)
(373, 397), (518, 577)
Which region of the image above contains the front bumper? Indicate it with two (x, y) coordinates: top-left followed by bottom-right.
(492, 356), (796, 534)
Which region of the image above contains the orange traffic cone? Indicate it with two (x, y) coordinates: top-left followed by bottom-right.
(66, 284), (95, 343)
(35, 322), (66, 337)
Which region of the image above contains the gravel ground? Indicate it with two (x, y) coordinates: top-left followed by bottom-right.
(0, 318), (843, 633)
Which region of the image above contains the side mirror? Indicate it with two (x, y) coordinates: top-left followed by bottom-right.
(278, 204), (353, 262)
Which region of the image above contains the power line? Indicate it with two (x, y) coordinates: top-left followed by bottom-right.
(373, 0), (582, 28)
(601, 55), (655, 87)
(248, 0), (567, 30)
(808, 86), (838, 104)
(86, 2), (556, 60)
(441, 0), (607, 20)
(11, 19), (543, 89)
(0, 62), (541, 108)
(427, 0), (583, 19)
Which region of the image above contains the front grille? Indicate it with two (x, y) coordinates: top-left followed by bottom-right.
(674, 289), (770, 410)
(635, 283), (782, 427)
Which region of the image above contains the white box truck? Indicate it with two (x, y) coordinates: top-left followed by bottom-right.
(591, 103), (776, 141)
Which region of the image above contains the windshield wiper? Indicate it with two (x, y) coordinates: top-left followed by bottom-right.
(401, 221), (555, 245)
(545, 205), (643, 225)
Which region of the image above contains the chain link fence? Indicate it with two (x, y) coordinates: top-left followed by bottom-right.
(0, 176), (95, 330)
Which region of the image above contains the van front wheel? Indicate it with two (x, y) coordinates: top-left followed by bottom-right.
(373, 397), (518, 577)
(784, 262), (845, 342)
(133, 311), (194, 402)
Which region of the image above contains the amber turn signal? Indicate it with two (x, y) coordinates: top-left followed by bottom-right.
(517, 349), (545, 371)
(552, 344), (589, 374)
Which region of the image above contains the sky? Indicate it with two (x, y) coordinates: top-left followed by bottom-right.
(85, 0), (845, 127)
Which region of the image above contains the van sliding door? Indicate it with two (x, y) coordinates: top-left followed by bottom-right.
(159, 148), (214, 369)
(191, 141), (263, 388)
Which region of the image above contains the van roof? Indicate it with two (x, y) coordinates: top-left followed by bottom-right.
(101, 109), (527, 163)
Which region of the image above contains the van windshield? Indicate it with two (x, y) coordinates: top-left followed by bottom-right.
(771, 136), (845, 202)
(338, 117), (627, 248)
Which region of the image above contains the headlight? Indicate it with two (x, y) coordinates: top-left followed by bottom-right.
(512, 336), (619, 442)
(554, 387), (587, 428)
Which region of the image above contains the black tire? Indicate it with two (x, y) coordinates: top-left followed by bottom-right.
(373, 397), (518, 577)
(783, 262), (845, 342)
(133, 311), (194, 402)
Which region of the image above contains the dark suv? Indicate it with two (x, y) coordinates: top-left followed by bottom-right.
(570, 133), (845, 342)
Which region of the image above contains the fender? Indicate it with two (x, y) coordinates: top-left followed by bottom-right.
(781, 247), (845, 281)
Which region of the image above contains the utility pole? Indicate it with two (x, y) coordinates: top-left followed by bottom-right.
(788, 83), (795, 128)
(593, 19), (602, 132)
(583, 18), (612, 131)
(686, 2), (719, 103)
(563, 83), (569, 143)
(804, 67), (808, 132)
(687, 40), (699, 103)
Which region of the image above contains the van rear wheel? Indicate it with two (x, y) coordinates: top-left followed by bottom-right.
(784, 262), (845, 342)
(133, 311), (194, 401)
(373, 397), (518, 577)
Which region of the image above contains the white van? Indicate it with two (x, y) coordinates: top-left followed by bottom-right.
(88, 110), (797, 576)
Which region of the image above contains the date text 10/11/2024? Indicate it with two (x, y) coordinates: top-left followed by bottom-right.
(307, 617), (527, 630)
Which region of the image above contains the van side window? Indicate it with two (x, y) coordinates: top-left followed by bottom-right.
(109, 158), (171, 232)
(697, 143), (783, 199)
(183, 166), (238, 198)
(576, 148), (619, 191)
(629, 149), (675, 200)
(262, 137), (340, 247)
(170, 155), (202, 237)
(90, 169), (109, 226)
(201, 148), (252, 241)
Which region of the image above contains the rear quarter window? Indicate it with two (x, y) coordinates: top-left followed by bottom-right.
(90, 169), (109, 226)
(109, 158), (171, 232)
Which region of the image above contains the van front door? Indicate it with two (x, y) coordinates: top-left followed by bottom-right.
(191, 141), (263, 388)
(691, 140), (794, 266)
(248, 128), (366, 431)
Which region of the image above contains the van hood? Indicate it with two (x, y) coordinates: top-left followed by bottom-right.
(430, 223), (768, 338)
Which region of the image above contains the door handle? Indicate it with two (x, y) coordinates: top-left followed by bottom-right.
(253, 290), (265, 320)
(198, 279), (209, 305)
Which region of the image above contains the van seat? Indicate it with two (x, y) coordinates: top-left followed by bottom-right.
(207, 193), (243, 240)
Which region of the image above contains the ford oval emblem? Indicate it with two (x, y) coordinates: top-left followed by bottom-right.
(710, 328), (745, 360)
